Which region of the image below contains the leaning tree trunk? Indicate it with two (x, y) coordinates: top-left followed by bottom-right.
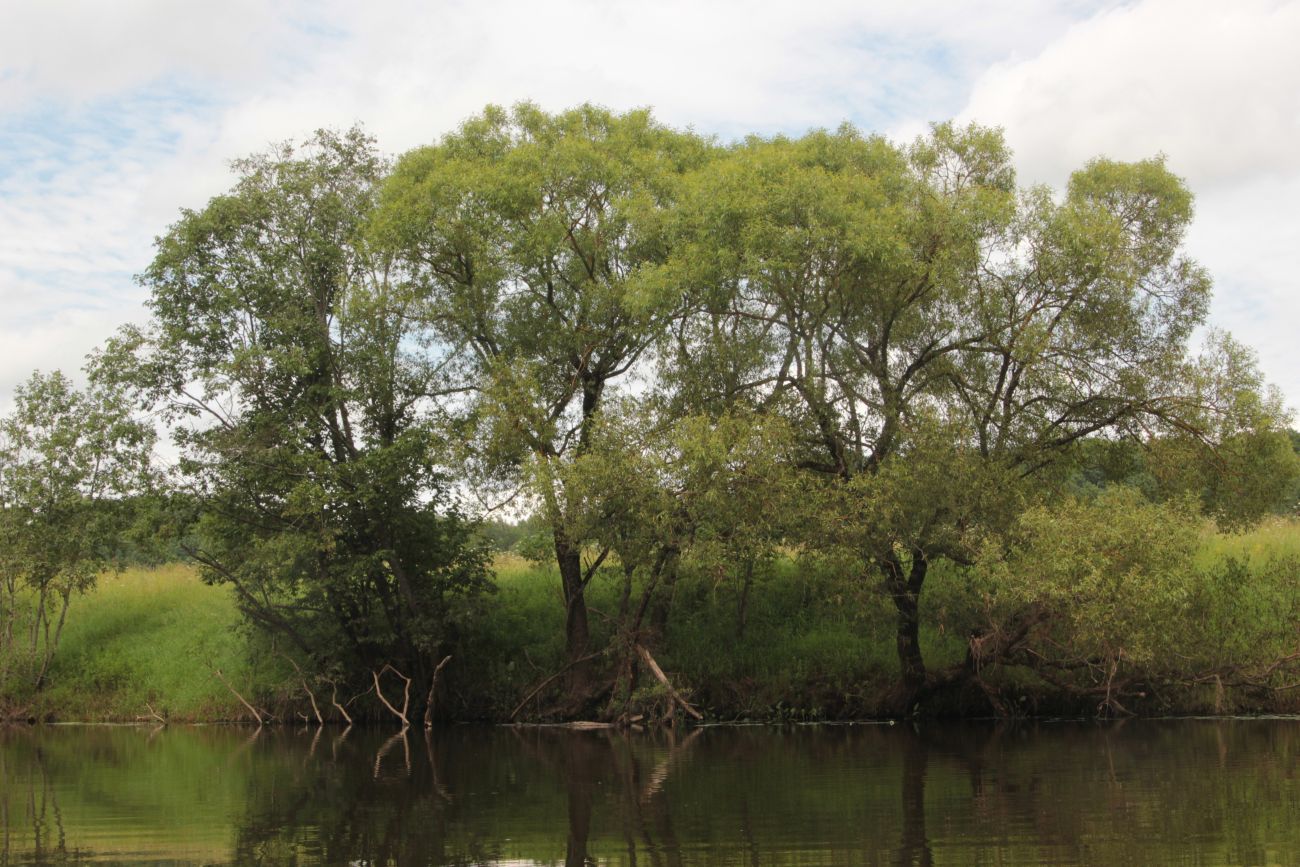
(882, 547), (929, 714)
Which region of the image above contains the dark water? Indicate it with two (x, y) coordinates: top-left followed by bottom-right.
(3, 719), (1299, 865)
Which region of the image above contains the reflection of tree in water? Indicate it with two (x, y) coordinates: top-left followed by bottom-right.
(507, 726), (701, 867)
(894, 728), (933, 867)
(223, 724), (708, 867)
(8, 721), (1300, 865)
(0, 731), (80, 865)
(228, 727), (461, 865)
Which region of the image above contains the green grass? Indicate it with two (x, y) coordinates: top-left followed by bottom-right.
(469, 553), (952, 719)
(1196, 515), (1300, 566)
(14, 517), (1300, 721)
(36, 564), (276, 722)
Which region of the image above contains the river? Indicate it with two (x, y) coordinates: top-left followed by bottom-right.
(2, 719), (1298, 864)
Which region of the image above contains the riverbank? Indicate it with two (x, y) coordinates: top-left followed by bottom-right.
(7, 518), (1300, 723)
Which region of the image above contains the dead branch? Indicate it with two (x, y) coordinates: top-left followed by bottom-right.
(280, 653), (323, 724)
(635, 644), (703, 720)
(329, 681), (353, 725)
(214, 668), (268, 725)
(144, 702), (167, 725)
(423, 655), (453, 729)
(509, 651), (604, 720)
(373, 664), (412, 729)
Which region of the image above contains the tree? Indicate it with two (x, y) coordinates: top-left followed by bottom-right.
(375, 104), (713, 706)
(667, 122), (1276, 708)
(554, 400), (803, 718)
(105, 128), (491, 716)
(0, 370), (155, 698)
(966, 487), (1205, 716)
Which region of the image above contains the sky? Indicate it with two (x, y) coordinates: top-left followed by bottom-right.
(1, 0), (1298, 413)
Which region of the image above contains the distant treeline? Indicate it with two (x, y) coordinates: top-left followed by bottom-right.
(3, 104), (1299, 724)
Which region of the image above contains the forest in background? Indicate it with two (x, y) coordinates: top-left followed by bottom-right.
(3, 104), (1300, 725)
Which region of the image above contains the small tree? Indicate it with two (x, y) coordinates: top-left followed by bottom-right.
(967, 487), (1204, 715)
(0, 370), (155, 697)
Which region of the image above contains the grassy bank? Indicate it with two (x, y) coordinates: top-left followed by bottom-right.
(35, 565), (280, 722)
(11, 519), (1300, 722)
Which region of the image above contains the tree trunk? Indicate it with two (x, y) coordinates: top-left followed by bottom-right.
(883, 548), (929, 713)
(556, 534), (593, 701)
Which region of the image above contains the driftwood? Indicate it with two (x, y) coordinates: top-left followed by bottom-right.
(143, 702), (167, 725)
(373, 664), (412, 729)
(423, 655), (453, 728)
(214, 668), (269, 725)
(635, 644), (703, 720)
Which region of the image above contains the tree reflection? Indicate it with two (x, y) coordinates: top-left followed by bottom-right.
(894, 727), (933, 867)
(5, 721), (1300, 865)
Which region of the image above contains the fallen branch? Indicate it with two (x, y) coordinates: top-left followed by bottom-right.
(509, 651), (604, 720)
(144, 702), (167, 725)
(423, 655), (453, 729)
(635, 644), (703, 720)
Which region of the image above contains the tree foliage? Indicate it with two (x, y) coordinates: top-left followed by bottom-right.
(0, 371), (155, 698)
(105, 128), (491, 708)
(657, 121), (1286, 705)
(375, 105), (714, 699)
(47, 105), (1297, 720)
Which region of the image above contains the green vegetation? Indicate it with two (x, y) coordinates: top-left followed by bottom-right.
(18, 513), (1300, 722)
(0, 371), (155, 707)
(4, 103), (1299, 723)
(35, 565), (267, 721)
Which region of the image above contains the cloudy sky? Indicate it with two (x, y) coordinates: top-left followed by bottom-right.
(2, 0), (1297, 411)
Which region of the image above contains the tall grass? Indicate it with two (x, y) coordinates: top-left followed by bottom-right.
(37, 565), (273, 721)
(1196, 516), (1300, 566)
(16, 518), (1300, 721)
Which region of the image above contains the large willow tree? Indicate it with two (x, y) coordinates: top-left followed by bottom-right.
(375, 105), (713, 704)
(664, 122), (1285, 708)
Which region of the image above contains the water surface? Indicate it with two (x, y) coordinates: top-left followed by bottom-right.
(2, 719), (1298, 865)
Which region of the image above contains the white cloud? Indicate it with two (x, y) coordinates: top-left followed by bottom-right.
(956, 0), (1300, 409)
(0, 1), (315, 110)
(962, 0), (1300, 188)
(15, 0), (1297, 416)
